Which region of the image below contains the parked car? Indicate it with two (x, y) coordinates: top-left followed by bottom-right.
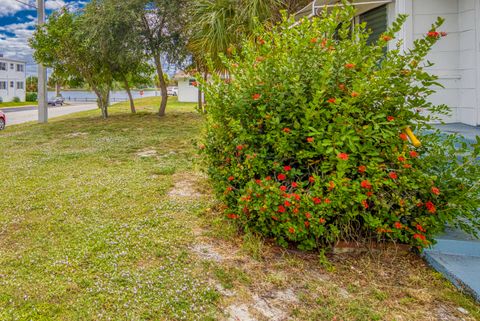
(167, 87), (178, 96)
(0, 111), (6, 130)
(48, 96), (65, 106)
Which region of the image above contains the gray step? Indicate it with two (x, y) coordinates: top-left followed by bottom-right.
(423, 251), (480, 302)
(426, 239), (480, 257)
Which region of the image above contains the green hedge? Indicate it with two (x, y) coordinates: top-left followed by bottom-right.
(200, 6), (480, 250)
(26, 92), (38, 102)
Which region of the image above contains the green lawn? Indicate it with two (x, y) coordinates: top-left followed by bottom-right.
(0, 97), (478, 320)
(0, 101), (37, 108)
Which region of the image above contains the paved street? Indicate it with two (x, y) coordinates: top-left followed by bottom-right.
(1, 103), (98, 126)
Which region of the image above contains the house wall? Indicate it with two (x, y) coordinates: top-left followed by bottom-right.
(0, 58), (26, 102)
(178, 78), (199, 103)
(394, 0), (479, 126)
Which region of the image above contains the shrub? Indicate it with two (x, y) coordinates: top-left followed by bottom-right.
(26, 92), (38, 102)
(200, 6), (480, 250)
(12, 96), (21, 103)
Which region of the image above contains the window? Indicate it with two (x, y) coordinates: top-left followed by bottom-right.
(17, 81), (24, 90)
(0, 81), (6, 90)
(0, 62), (6, 71)
(10, 81), (14, 88)
(10, 63), (14, 70)
(16, 64), (24, 72)
(188, 79), (197, 86)
(359, 5), (388, 45)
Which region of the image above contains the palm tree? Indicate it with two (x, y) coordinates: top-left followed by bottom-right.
(188, 0), (283, 110)
(188, 0), (238, 72)
(188, 0), (282, 72)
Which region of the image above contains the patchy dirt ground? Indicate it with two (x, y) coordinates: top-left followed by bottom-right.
(188, 206), (480, 321)
(168, 170), (480, 321)
(168, 173), (205, 198)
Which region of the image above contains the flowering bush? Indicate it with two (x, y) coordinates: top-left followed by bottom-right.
(200, 6), (480, 250)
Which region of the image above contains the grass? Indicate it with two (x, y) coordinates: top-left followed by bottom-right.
(0, 101), (37, 108)
(1, 97), (479, 320)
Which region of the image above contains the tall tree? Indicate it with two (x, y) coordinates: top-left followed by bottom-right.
(122, 62), (154, 113)
(188, 0), (238, 72)
(26, 76), (38, 92)
(131, 0), (190, 116)
(89, 0), (152, 114)
(188, 0), (307, 73)
(187, 0), (281, 110)
(30, 8), (115, 118)
(47, 69), (66, 97)
(188, 0), (281, 71)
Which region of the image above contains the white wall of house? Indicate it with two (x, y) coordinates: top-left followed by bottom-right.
(303, 0), (480, 125)
(177, 77), (199, 103)
(392, 0), (480, 126)
(0, 57), (26, 102)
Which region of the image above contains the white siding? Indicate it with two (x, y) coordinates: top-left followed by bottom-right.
(413, 0), (461, 123)
(0, 58), (26, 102)
(177, 78), (199, 103)
(457, 0), (477, 125)
(397, 0), (479, 125)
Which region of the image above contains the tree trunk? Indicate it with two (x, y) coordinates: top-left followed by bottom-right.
(197, 84), (203, 113)
(203, 72), (208, 108)
(124, 77), (136, 113)
(55, 82), (62, 97)
(100, 101), (109, 119)
(153, 54), (168, 117)
(94, 87), (110, 119)
(102, 92), (109, 119)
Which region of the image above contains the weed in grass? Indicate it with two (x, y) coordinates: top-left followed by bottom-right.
(318, 249), (336, 272)
(241, 232), (265, 261)
(205, 214), (238, 241)
(372, 289), (388, 301)
(214, 267), (235, 290)
(265, 271), (289, 288)
(399, 296), (417, 305)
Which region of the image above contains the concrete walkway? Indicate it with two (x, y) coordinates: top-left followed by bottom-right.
(432, 123), (479, 144)
(425, 123), (480, 302)
(424, 229), (480, 302)
(0, 105), (37, 112)
(2, 103), (98, 126)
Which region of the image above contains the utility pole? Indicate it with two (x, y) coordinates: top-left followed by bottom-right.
(37, 0), (48, 123)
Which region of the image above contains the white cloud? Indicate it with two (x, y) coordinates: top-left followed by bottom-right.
(0, 0), (36, 17)
(0, 18), (37, 33)
(0, 1), (86, 75)
(0, 15), (36, 73)
(0, 0), (69, 17)
(45, 0), (66, 10)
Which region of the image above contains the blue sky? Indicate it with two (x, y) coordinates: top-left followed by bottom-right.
(0, 0), (88, 75)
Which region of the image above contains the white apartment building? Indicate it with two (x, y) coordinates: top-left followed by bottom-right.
(0, 54), (26, 102)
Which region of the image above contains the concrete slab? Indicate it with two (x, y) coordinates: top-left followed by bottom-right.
(4, 103), (97, 126)
(423, 124), (480, 302)
(427, 239), (480, 258)
(438, 226), (480, 242)
(423, 252), (480, 302)
(432, 123), (480, 144)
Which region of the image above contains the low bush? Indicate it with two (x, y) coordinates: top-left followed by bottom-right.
(26, 92), (38, 102)
(200, 6), (480, 250)
(12, 97), (21, 103)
